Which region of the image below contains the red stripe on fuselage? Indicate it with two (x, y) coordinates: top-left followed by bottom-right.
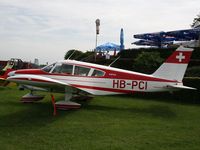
(71, 84), (135, 94)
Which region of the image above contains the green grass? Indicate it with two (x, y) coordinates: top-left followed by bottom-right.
(0, 85), (200, 150)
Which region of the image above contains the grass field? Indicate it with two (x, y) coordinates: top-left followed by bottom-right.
(0, 85), (200, 150)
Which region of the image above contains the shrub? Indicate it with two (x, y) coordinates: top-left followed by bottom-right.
(185, 66), (200, 77)
(172, 77), (200, 103)
(133, 51), (164, 74)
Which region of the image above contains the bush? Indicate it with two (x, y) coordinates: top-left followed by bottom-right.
(192, 47), (200, 59)
(172, 77), (200, 103)
(64, 49), (83, 60)
(133, 51), (164, 74)
(185, 66), (200, 77)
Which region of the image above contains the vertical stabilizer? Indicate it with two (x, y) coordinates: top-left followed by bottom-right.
(152, 46), (193, 81)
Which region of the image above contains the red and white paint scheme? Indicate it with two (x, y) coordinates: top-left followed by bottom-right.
(7, 46), (195, 111)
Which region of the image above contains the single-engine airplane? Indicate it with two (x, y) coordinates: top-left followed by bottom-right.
(7, 46), (195, 112)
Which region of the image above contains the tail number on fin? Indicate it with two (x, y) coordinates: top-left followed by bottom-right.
(112, 80), (147, 90)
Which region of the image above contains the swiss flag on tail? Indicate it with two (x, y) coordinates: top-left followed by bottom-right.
(165, 46), (193, 64)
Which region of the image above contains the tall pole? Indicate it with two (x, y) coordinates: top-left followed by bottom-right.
(120, 28), (124, 51)
(95, 34), (97, 62)
(95, 33), (98, 51)
(95, 19), (100, 62)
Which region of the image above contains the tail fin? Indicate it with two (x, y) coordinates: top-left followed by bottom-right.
(152, 46), (193, 81)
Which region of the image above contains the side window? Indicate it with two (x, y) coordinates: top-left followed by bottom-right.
(91, 69), (105, 77)
(60, 64), (73, 74)
(74, 66), (90, 76)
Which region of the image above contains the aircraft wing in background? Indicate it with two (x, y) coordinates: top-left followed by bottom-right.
(166, 28), (200, 40)
(133, 28), (200, 47)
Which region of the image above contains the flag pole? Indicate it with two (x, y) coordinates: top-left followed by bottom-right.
(95, 19), (100, 62)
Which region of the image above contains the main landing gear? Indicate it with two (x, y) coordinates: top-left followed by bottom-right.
(20, 87), (91, 116)
(21, 91), (81, 110)
(50, 92), (81, 116)
(53, 92), (81, 110)
(21, 91), (45, 103)
(21, 91), (81, 116)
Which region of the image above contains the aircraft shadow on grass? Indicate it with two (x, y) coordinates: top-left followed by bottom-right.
(0, 93), (88, 127)
(85, 104), (177, 119)
(0, 97), (176, 128)
(0, 100), (73, 129)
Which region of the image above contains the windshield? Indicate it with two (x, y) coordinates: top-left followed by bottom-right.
(42, 63), (56, 73)
(52, 63), (73, 75)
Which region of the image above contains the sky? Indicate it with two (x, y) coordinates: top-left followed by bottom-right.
(0, 0), (199, 64)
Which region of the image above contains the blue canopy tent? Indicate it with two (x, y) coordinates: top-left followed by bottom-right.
(95, 42), (120, 51)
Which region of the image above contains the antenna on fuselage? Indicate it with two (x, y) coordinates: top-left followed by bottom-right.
(67, 50), (76, 60)
(108, 56), (120, 67)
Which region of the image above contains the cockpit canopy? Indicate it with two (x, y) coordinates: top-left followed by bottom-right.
(42, 62), (105, 77)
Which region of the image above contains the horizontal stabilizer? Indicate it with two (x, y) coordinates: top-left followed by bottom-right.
(166, 84), (196, 90)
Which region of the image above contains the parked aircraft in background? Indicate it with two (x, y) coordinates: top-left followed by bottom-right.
(6, 46), (195, 114)
(0, 58), (38, 86)
(133, 28), (200, 47)
(132, 39), (173, 47)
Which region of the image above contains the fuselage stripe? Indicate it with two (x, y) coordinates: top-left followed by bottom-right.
(71, 84), (135, 94)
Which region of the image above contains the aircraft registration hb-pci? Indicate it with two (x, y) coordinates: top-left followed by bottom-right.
(6, 46), (196, 114)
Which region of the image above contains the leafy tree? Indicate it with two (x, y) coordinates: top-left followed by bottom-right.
(64, 49), (83, 60)
(64, 49), (96, 61)
(133, 52), (164, 74)
(191, 12), (200, 28)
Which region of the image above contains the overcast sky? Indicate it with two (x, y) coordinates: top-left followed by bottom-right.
(0, 0), (199, 64)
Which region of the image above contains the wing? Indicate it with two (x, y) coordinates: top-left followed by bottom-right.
(7, 74), (90, 94)
(166, 28), (200, 40)
(134, 31), (165, 40)
(133, 39), (156, 46)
